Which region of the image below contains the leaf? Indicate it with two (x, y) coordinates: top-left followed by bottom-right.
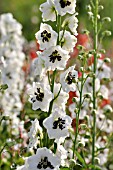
(75, 150), (87, 168)
(60, 167), (70, 170)
(0, 84), (8, 90)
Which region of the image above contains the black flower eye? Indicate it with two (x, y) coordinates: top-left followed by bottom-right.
(49, 50), (62, 63)
(41, 30), (51, 43)
(59, 0), (71, 8)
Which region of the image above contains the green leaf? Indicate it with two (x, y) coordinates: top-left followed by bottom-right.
(75, 150), (87, 168)
(0, 84), (8, 90)
(60, 167), (70, 170)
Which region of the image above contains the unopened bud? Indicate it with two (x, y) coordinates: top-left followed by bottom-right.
(104, 58), (111, 63)
(102, 30), (111, 37)
(102, 17), (111, 22)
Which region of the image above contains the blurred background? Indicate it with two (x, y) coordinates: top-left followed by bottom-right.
(0, 0), (113, 50)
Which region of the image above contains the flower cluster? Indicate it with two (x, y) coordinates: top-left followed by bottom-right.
(0, 13), (26, 138)
(18, 0), (79, 169)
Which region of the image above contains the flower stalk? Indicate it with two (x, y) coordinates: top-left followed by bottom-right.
(92, 0), (99, 168)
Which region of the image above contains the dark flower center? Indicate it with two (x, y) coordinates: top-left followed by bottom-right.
(49, 50), (62, 63)
(41, 30), (51, 43)
(53, 117), (65, 130)
(34, 88), (44, 102)
(37, 157), (54, 169)
(59, 0), (71, 8)
(66, 72), (75, 84)
(98, 67), (104, 72)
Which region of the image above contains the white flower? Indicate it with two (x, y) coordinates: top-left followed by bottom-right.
(40, 0), (56, 22)
(56, 144), (68, 166)
(53, 83), (69, 110)
(60, 65), (78, 92)
(100, 85), (109, 99)
(16, 165), (27, 170)
(27, 119), (43, 149)
(35, 23), (58, 50)
(26, 147), (60, 170)
(60, 31), (77, 52)
(54, 0), (76, 16)
(69, 101), (87, 120)
(27, 82), (53, 111)
(83, 77), (100, 94)
(31, 54), (46, 80)
(0, 13), (22, 36)
(96, 59), (111, 80)
(43, 109), (72, 139)
(63, 14), (78, 35)
(28, 118), (43, 138)
(42, 46), (70, 71)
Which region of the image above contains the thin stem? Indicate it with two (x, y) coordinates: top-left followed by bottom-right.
(92, 0), (98, 168)
(72, 62), (85, 159)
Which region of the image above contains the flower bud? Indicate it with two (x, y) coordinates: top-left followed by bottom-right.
(104, 58), (111, 63)
(99, 49), (106, 54)
(103, 105), (113, 113)
(98, 5), (104, 10)
(86, 5), (92, 11)
(102, 17), (111, 22)
(102, 30), (111, 37)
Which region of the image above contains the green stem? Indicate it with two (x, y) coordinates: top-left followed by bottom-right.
(92, 0), (98, 168)
(72, 66), (85, 159)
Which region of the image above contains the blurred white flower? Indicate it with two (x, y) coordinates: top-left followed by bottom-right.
(96, 59), (111, 80)
(40, 0), (56, 22)
(53, 83), (69, 110)
(60, 30), (77, 52)
(63, 14), (78, 35)
(31, 55), (46, 80)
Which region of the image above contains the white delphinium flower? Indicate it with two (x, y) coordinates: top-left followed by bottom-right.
(83, 77), (100, 94)
(54, 0), (76, 16)
(28, 119), (43, 149)
(26, 147), (60, 170)
(31, 54), (46, 80)
(62, 14), (78, 35)
(40, 0), (56, 22)
(60, 31), (77, 52)
(43, 109), (72, 139)
(96, 59), (111, 80)
(60, 65), (78, 92)
(53, 83), (69, 110)
(35, 23), (58, 50)
(27, 82), (53, 111)
(100, 85), (109, 99)
(0, 13), (22, 36)
(56, 144), (68, 166)
(16, 165), (27, 170)
(41, 46), (70, 71)
(96, 109), (113, 133)
(69, 99), (88, 120)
